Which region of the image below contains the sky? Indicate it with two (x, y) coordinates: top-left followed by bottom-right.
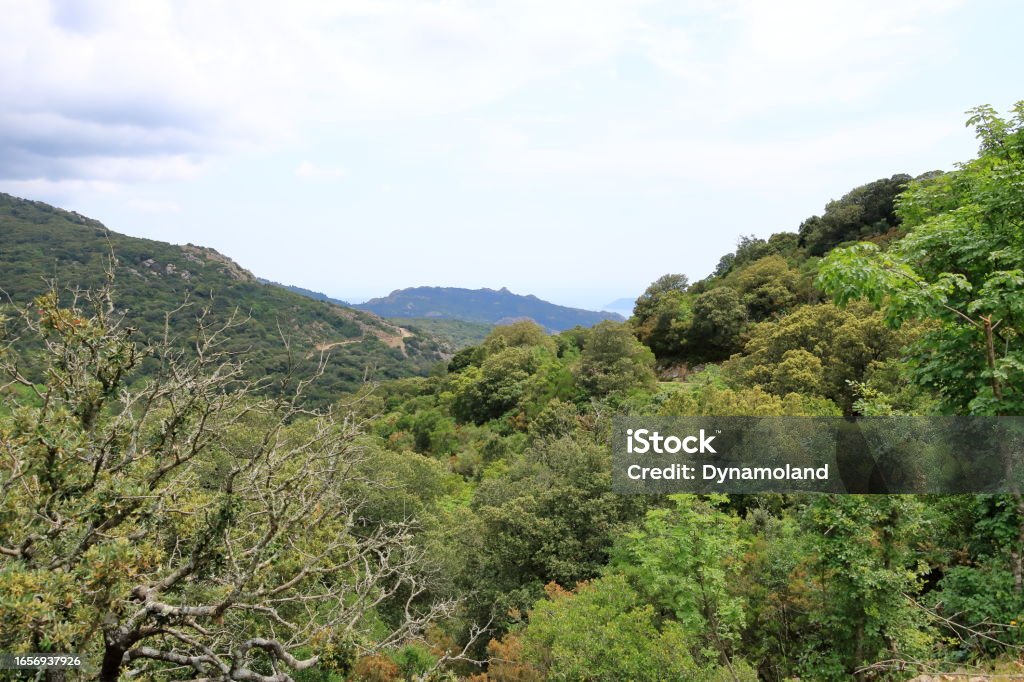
(1, 0), (1022, 311)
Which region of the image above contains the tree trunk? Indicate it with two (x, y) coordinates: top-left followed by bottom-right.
(99, 645), (124, 682)
(983, 317), (1003, 401)
(984, 317), (1023, 592)
(853, 618), (865, 679)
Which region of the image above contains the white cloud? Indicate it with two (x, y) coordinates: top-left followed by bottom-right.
(0, 0), (965, 191)
(0, 0), (648, 185)
(474, 115), (962, 189)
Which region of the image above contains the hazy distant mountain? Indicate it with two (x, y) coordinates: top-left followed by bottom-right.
(258, 279), (351, 307)
(356, 286), (624, 332)
(602, 297), (636, 318)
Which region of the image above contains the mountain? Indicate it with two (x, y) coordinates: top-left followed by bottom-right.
(258, 279), (351, 307)
(602, 297), (636, 318)
(355, 286), (623, 332)
(0, 193), (444, 406)
(262, 281), (490, 351)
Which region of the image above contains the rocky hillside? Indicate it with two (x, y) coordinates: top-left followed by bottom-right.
(0, 193), (445, 405)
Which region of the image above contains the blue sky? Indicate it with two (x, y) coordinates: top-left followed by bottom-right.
(1, 0), (1022, 310)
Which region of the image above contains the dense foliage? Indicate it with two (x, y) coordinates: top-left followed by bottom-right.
(3, 102), (1024, 681)
(388, 318), (493, 352)
(0, 286), (458, 681)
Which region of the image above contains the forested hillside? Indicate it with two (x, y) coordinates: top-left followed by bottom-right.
(0, 193), (446, 405)
(2, 103), (1024, 681)
(356, 286), (623, 331)
(261, 281), (493, 351)
(388, 317), (494, 351)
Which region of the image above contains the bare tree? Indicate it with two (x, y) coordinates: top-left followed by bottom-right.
(0, 281), (456, 681)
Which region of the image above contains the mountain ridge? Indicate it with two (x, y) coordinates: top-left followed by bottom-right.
(258, 278), (352, 307)
(356, 285), (624, 332)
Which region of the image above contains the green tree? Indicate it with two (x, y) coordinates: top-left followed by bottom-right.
(819, 103), (1024, 416)
(798, 174), (911, 256)
(725, 302), (909, 412)
(574, 321), (657, 399)
(518, 575), (712, 682)
(933, 496), (1024, 654)
(631, 274), (692, 358)
(449, 346), (544, 424)
(468, 436), (647, 625)
(710, 233), (801, 280)
(726, 255), (799, 321)
(687, 287), (747, 361)
(769, 348), (825, 396)
(659, 382), (841, 417)
(818, 103), (1024, 644)
(482, 321), (556, 355)
(735, 510), (814, 681)
(632, 289), (691, 358)
(0, 288), (452, 681)
(612, 495), (750, 675)
(632, 273), (689, 321)
(796, 496), (935, 679)
(733, 235), (769, 265)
